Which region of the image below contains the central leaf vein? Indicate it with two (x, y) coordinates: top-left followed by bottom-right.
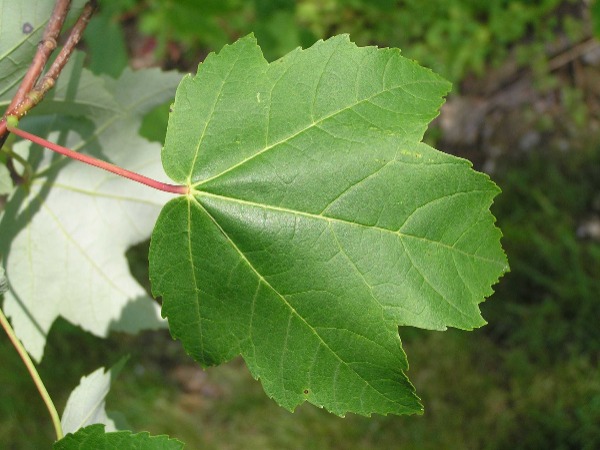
(186, 198), (205, 357)
(197, 191), (501, 265)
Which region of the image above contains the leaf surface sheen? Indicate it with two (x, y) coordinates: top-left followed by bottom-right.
(150, 34), (508, 416)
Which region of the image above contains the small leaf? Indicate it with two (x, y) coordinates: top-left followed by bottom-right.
(61, 359), (127, 435)
(150, 35), (508, 416)
(53, 424), (184, 450)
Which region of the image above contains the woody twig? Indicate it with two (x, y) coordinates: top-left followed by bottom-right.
(0, 0), (97, 143)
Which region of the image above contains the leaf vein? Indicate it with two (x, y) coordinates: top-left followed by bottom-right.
(190, 195), (402, 404)
(194, 79), (443, 187)
(188, 56), (242, 183)
(186, 199), (205, 357)
(199, 191), (502, 265)
(398, 235), (472, 321)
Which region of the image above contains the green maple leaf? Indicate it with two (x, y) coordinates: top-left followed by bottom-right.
(53, 424), (184, 450)
(149, 34), (508, 416)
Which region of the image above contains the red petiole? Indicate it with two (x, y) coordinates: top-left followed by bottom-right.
(5, 120), (189, 195)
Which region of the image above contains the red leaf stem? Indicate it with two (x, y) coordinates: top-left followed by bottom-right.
(8, 123), (188, 195)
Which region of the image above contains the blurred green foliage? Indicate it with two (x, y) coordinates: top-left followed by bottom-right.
(592, 0), (600, 37)
(487, 145), (600, 362)
(2, 312), (598, 448)
(297, 0), (572, 83)
(91, 0), (580, 84)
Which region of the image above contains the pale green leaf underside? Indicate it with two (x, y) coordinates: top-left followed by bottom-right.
(150, 35), (508, 416)
(53, 424), (184, 450)
(0, 164), (12, 195)
(0, 266), (7, 295)
(0, 61), (180, 360)
(61, 360), (127, 435)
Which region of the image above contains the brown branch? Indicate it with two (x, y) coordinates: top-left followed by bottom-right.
(0, 0), (97, 143)
(548, 37), (600, 72)
(42, 2), (97, 84)
(10, 1), (97, 119)
(1, 0), (72, 133)
(0, 0), (97, 189)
